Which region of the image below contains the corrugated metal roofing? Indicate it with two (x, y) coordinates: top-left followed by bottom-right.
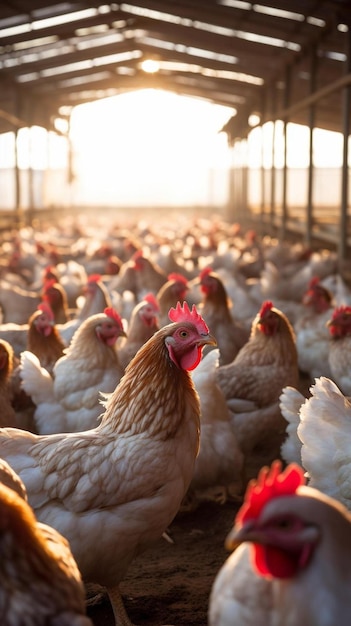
(0, 1), (350, 137)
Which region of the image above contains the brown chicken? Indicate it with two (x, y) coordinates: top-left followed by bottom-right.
(198, 266), (249, 364)
(217, 300), (299, 482)
(209, 461), (351, 626)
(0, 465), (92, 626)
(42, 278), (70, 324)
(27, 302), (66, 374)
(0, 302), (216, 626)
(0, 339), (18, 428)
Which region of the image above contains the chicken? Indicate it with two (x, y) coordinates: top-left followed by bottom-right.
(0, 280), (43, 324)
(19, 307), (126, 434)
(0, 339), (18, 428)
(217, 300), (299, 482)
(0, 469), (92, 625)
(0, 278), (71, 357)
(198, 267), (249, 365)
(26, 302), (66, 374)
(279, 385), (306, 465)
(294, 276), (334, 380)
(118, 293), (159, 370)
(42, 278), (70, 324)
(326, 304), (351, 394)
(112, 250), (167, 300)
(56, 273), (113, 346)
(157, 272), (189, 327)
(0, 301), (216, 626)
(209, 461), (351, 626)
(185, 348), (244, 508)
(297, 376), (351, 509)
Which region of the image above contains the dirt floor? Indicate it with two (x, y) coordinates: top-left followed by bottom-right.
(86, 498), (238, 626)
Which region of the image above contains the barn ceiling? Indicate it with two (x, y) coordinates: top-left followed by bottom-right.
(0, 1), (351, 140)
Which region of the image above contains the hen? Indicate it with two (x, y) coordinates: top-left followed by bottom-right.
(297, 376), (351, 509)
(186, 348), (244, 508)
(197, 267), (249, 365)
(0, 301), (216, 626)
(56, 273), (113, 346)
(26, 302), (66, 374)
(326, 304), (351, 394)
(209, 461), (351, 626)
(19, 307), (126, 434)
(0, 460), (92, 626)
(294, 276), (334, 380)
(217, 300), (299, 482)
(118, 293), (159, 371)
(0, 339), (18, 428)
(279, 384), (306, 465)
(157, 272), (189, 327)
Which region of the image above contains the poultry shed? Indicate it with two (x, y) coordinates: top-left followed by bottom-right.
(0, 1), (351, 625)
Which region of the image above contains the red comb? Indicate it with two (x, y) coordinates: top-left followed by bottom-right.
(199, 267), (213, 281)
(308, 277), (320, 288)
(236, 461), (305, 525)
(259, 300), (273, 317)
(332, 305), (351, 319)
(43, 278), (58, 289)
(167, 273), (188, 285)
(37, 302), (54, 321)
(143, 293), (160, 311)
(168, 301), (209, 334)
(104, 307), (124, 328)
(88, 274), (101, 283)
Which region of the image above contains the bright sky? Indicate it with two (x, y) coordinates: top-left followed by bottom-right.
(0, 88), (346, 208)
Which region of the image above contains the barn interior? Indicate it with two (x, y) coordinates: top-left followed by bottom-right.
(1, 0), (351, 257)
(1, 4), (351, 626)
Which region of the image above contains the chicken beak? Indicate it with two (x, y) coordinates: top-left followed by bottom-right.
(225, 521), (257, 551)
(199, 333), (217, 348)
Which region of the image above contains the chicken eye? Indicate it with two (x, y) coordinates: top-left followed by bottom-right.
(274, 516), (299, 531)
(179, 330), (188, 338)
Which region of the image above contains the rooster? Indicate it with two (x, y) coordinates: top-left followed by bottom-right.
(0, 302), (216, 626)
(209, 461), (351, 626)
(326, 304), (351, 394)
(198, 266), (249, 365)
(0, 460), (92, 626)
(216, 300), (299, 482)
(19, 307), (126, 434)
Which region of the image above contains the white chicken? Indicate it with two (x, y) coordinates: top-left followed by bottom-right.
(209, 461), (351, 626)
(298, 376), (351, 509)
(19, 307), (126, 433)
(187, 348), (244, 507)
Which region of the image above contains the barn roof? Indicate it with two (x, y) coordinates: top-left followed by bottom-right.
(0, 1), (350, 139)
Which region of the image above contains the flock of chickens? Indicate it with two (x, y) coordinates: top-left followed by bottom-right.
(0, 211), (351, 625)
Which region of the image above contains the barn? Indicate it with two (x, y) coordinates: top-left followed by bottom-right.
(1, 3), (351, 626)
